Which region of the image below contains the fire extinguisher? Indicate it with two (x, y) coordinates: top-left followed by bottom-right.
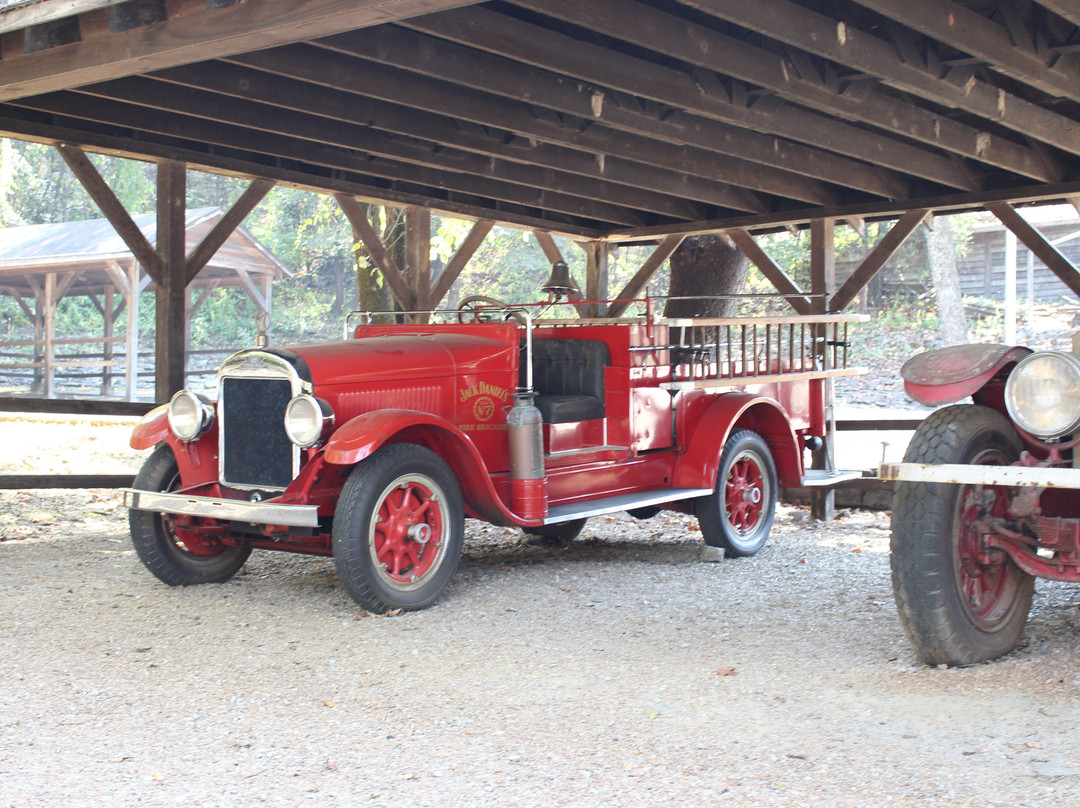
(506, 392), (547, 520)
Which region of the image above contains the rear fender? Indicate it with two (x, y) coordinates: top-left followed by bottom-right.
(323, 409), (517, 525)
(901, 344), (1032, 407)
(673, 394), (803, 488)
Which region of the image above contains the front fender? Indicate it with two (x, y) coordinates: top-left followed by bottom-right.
(130, 404), (170, 449)
(901, 344), (1032, 407)
(673, 394), (803, 489)
(322, 409), (520, 526)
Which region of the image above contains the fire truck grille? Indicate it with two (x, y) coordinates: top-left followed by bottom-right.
(220, 376), (295, 489)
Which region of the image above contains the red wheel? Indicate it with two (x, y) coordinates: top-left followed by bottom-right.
(891, 405), (1034, 666)
(956, 477), (1030, 631)
(128, 443), (251, 586)
(333, 444), (464, 612)
(369, 474), (450, 589)
(696, 429), (777, 557)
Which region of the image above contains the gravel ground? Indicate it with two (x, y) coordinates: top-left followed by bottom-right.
(3, 416), (1080, 807)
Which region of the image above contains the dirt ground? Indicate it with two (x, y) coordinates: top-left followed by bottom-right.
(3, 415), (1080, 807)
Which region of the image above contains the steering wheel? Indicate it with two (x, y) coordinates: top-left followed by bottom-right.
(457, 295), (525, 324)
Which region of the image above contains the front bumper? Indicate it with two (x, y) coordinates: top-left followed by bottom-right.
(124, 488), (321, 528)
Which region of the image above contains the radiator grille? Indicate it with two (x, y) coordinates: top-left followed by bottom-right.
(220, 376), (295, 489)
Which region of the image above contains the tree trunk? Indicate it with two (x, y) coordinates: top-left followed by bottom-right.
(926, 217), (968, 346)
(663, 235), (749, 318)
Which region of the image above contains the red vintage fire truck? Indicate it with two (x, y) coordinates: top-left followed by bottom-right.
(883, 339), (1080, 665)
(124, 277), (861, 612)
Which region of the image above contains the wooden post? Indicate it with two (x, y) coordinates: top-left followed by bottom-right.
(155, 160), (187, 401)
(30, 279), (43, 393)
(810, 218), (836, 522)
(584, 241), (608, 318)
(126, 262), (140, 402)
(43, 273), (56, 398)
(404, 207), (431, 321)
(101, 287), (114, 395)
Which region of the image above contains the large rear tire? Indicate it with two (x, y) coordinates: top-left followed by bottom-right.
(890, 404), (1034, 666)
(129, 443), (251, 586)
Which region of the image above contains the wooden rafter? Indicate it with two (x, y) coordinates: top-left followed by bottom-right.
(986, 202), (1080, 300)
(605, 236), (684, 319)
(336, 194), (416, 310)
(56, 143), (162, 280)
(726, 230), (811, 315)
(829, 210), (931, 312)
(322, 25), (907, 199)
(409, 6), (972, 190)
(0, 0), (480, 102)
(429, 219), (494, 306)
(685, 0), (1075, 167)
(852, 0), (1080, 101)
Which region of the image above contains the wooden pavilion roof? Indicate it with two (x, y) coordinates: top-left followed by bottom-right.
(0, 206), (288, 299)
(0, 0), (1078, 240)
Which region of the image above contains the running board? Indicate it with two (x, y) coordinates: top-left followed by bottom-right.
(543, 488), (712, 525)
(799, 469), (865, 487)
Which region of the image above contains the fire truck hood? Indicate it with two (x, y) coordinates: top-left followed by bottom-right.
(278, 332), (517, 387)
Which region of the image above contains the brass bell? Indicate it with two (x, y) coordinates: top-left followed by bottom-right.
(541, 260), (579, 297)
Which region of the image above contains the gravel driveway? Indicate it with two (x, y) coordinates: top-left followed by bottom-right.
(3, 415), (1080, 807)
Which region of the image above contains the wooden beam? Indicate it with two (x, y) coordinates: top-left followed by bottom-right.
(584, 241), (608, 318)
(405, 208), (432, 314)
(407, 6), (972, 190)
(853, 0), (1080, 101)
(188, 54), (817, 211)
(606, 236), (684, 319)
(55, 143), (162, 280)
(0, 109), (605, 240)
(829, 209), (931, 311)
(336, 194), (416, 310)
(505, 0), (1046, 182)
(184, 178), (275, 285)
(152, 61), (725, 218)
(726, 229), (811, 315)
(0, 397), (154, 415)
(155, 159), (187, 402)
(533, 232), (565, 265)
(29, 88), (650, 228)
(0, 0), (481, 101)
(682, 0), (1078, 162)
(429, 219), (494, 306)
(83, 71), (761, 216)
(0, 474), (136, 490)
(316, 26), (907, 199)
(986, 202), (1080, 300)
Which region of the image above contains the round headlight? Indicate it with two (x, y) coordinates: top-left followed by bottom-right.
(168, 390), (214, 442)
(284, 395), (334, 448)
(1005, 351), (1080, 439)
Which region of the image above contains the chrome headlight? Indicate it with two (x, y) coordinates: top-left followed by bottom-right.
(1005, 351), (1080, 439)
(168, 390), (215, 442)
(284, 395), (335, 448)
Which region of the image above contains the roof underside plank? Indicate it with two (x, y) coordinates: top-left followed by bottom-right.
(0, 0), (1076, 238)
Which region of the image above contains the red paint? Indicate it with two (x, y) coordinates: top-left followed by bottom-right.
(132, 308), (843, 550)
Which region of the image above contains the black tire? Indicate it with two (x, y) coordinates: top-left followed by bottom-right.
(524, 518), (587, 545)
(890, 404), (1034, 666)
(129, 443), (251, 586)
(627, 506), (662, 520)
(333, 444), (464, 612)
(696, 429), (777, 557)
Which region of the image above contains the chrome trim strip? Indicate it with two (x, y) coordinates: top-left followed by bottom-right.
(543, 487), (712, 524)
(124, 488), (320, 528)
